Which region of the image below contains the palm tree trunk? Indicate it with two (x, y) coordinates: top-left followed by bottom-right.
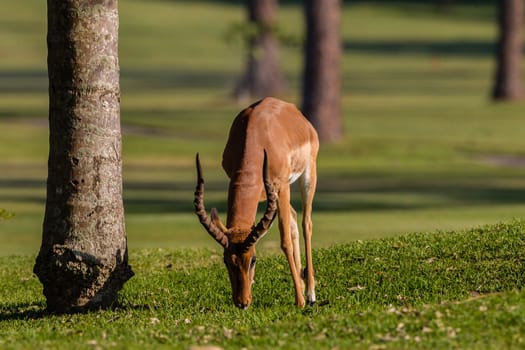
(233, 0), (287, 101)
(302, 0), (343, 143)
(492, 0), (524, 101)
(34, 0), (133, 313)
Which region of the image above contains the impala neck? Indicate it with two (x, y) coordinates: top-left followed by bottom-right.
(226, 164), (264, 233)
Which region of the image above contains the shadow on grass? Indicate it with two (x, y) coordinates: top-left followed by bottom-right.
(0, 68), (236, 96)
(0, 70), (47, 94)
(0, 302), (155, 321)
(344, 39), (495, 57)
(4, 176), (525, 214)
(0, 302), (48, 321)
(122, 174), (525, 214)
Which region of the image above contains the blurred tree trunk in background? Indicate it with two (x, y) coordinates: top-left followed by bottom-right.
(435, 0), (452, 14)
(492, 0), (524, 101)
(302, 0), (343, 143)
(233, 0), (287, 101)
(34, 0), (133, 313)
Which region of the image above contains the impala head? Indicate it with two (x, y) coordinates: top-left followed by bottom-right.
(223, 240), (258, 309)
(194, 152), (277, 309)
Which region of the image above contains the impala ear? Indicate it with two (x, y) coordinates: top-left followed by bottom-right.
(211, 208), (228, 233)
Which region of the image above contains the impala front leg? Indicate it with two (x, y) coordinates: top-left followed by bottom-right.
(300, 163), (317, 306)
(278, 187), (306, 308)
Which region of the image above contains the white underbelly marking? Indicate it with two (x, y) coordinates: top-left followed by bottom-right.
(289, 171), (302, 184)
(288, 143), (311, 184)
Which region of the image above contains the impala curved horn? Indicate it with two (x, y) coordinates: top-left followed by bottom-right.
(244, 150), (278, 249)
(194, 153), (229, 248)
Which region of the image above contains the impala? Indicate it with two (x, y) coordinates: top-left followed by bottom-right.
(194, 97), (319, 309)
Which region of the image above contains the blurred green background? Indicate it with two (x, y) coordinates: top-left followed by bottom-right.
(1, 0), (524, 256)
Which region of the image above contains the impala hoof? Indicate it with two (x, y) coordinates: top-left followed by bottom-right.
(235, 302), (250, 310)
(306, 290), (316, 306)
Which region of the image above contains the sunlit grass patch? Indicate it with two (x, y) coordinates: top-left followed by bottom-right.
(1, 221), (524, 349)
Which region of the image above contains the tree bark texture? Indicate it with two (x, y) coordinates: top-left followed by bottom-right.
(233, 0), (287, 101)
(492, 0), (524, 101)
(34, 0), (133, 313)
(302, 0), (343, 143)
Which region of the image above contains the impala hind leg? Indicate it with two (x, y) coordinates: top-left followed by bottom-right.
(278, 187), (306, 308)
(290, 207), (303, 282)
(300, 167), (317, 306)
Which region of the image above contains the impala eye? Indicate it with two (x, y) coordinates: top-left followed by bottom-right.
(250, 256), (257, 269)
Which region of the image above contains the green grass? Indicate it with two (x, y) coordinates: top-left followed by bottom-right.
(1, 221), (524, 349)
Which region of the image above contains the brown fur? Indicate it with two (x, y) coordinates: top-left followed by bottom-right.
(196, 97), (319, 308)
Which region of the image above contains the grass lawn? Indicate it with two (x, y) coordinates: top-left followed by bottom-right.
(1, 221), (524, 349)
